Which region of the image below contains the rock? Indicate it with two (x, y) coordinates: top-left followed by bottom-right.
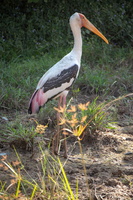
(1, 116), (8, 121)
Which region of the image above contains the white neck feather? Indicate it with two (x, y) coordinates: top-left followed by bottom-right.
(70, 20), (82, 64)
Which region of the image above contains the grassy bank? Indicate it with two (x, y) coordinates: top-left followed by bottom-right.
(0, 40), (132, 111)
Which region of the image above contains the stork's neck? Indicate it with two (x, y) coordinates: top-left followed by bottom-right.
(71, 24), (82, 63)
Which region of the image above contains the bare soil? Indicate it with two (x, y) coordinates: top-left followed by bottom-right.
(0, 95), (133, 200)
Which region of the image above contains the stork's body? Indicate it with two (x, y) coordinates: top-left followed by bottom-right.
(28, 53), (80, 114)
(28, 12), (108, 156)
(28, 13), (83, 114)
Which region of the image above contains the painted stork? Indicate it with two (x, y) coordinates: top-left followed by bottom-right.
(28, 12), (108, 157)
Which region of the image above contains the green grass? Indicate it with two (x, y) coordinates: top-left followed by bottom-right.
(77, 42), (133, 96)
(0, 41), (132, 110)
(0, 53), (58, 109)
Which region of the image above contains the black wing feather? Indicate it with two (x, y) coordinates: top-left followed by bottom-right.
(42, 64), (79, 92)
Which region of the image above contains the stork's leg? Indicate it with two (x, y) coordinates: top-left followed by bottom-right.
(53, 93), (67, 158)
(54, 95), (63, 155)
(62, 95), (67, 158)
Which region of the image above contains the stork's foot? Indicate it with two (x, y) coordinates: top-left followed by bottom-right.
(52, 142), (68, 158)
(52, 144), (67, 158)
(52, 132), (68, 158)
(54, 146), (59, 155)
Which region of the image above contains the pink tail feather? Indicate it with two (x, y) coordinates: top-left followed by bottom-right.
(28, 88), (47, 114)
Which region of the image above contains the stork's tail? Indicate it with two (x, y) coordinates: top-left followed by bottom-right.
(28, 88), (47, 114)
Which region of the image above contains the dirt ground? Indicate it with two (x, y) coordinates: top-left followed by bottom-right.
(0, 95), (133, 200)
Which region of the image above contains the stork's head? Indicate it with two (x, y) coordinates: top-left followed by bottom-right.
(70, 12), (109, 44)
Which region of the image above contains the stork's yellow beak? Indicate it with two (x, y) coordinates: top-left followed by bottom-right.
(79, 13), (109, 44)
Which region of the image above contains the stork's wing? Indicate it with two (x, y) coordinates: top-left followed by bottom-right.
(42, 64), (79, 93)
(28, 64), (79, 114)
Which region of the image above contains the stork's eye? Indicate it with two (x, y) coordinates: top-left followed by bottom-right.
(79, 14), (85, 20)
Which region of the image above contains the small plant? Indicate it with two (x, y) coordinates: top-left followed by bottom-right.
(55, 97), (114, 140)
(1, 120), (47, 150)
(55, 93), (133, 142)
